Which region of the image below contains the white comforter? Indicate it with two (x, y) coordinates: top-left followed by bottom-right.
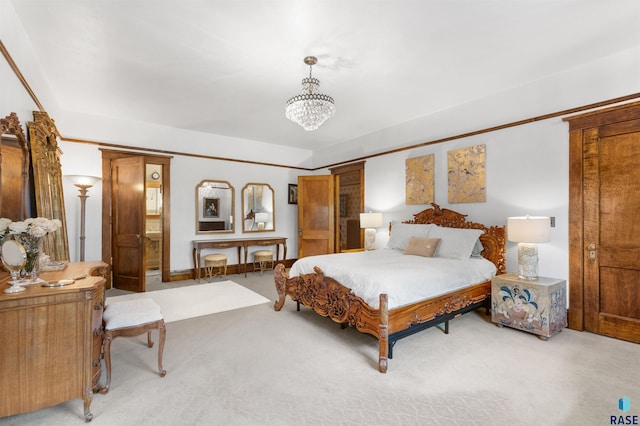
(289, 249), (497, 310)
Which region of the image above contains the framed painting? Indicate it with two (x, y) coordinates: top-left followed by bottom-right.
(448, 144), (486, 203)
(406, 154), (434, 205)
(203, 197), (220, 218)
(288, 184), (298, 205)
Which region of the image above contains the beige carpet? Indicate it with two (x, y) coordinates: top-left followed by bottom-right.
(106, 280), (270, 323)
(2, 272), (639, 425)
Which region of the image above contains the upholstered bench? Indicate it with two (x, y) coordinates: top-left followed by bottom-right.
(204, 253), (227, 280)
(253, 250), (274, 275)
(98, 298), (167, 394)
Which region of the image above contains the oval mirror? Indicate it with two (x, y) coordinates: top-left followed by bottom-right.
(195, 180), (235, 234)
(241, 183), (275, 233)
(2, 239), (27, 293)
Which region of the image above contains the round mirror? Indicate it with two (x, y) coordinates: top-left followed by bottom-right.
(2, 239), (27, 293)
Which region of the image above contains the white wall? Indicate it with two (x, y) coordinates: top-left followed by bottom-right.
(58, 141), (305, 270)
(360, 118), (569, 281)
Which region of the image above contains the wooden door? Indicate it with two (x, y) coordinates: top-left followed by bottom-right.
(566, 102), (640, 343)
(297, 175), (335, 258)
(111, 156), (146, 292)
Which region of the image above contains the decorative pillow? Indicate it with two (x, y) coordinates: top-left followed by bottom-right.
(427, 226), (484, 260)
(386, 221), (434, 251)
(472, 239), (484, 257)
(404, 237), (441, 258)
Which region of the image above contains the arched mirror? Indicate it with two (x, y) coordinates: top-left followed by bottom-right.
(195, 180), (235, 234)
(0, 112), (29, 221)
(242, 183), (275, 233)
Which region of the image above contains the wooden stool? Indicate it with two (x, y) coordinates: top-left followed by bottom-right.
(253, 250), (273, 275)
(99, 298), (167, 394)
(204, 254), (227, 280)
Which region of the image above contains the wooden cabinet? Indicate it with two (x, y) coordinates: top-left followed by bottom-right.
(0, 262), (109, 422)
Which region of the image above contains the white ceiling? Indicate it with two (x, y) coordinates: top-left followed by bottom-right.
(9, 1), (640, 151)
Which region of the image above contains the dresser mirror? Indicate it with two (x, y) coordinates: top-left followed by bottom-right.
(0, 113), (30, 221)
(195, 180), (234, 234)
(241, 183), (275, 233)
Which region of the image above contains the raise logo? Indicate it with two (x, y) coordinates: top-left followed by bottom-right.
(611, 397), (638, 425)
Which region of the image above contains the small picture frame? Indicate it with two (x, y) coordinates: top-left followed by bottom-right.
(203, 197), (220, 218)
(288, 184), (298, 205)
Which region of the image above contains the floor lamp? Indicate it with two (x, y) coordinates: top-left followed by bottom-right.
(66, 175), (101, 261)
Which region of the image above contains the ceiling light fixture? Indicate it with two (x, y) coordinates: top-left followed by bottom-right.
(285, 56), (335, 131)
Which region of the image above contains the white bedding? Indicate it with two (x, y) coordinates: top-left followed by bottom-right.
(289, 249), (497, 310)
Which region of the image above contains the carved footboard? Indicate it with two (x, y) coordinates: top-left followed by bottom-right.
(274, 263), (492, 373)
(274, 263), (391, 371)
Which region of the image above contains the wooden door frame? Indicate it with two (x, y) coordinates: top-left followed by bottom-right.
(330, 161), (365, 250)
(101, 149), (172, 285)
(564, 100), (640, 331)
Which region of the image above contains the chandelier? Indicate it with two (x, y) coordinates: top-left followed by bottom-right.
(285, 56), (335, 131)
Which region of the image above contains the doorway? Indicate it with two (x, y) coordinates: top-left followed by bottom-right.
(144, 164), (163, 287)
(331, 162), (364, 251)
(101, 149), (171, 291)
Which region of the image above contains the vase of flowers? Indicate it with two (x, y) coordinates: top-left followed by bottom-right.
(0, 217), (62, 281)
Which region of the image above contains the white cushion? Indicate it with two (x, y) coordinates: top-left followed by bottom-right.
(386, 222), (434, 251)
(428, 226), (484, 260)
(103, 298), (163, 330)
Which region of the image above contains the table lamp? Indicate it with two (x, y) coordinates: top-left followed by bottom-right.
(255, 212), (269, 230)
(360, 212), (382, 251)
(507, 216), (551, 280)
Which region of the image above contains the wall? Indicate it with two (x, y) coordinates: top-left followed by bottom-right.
(361, 118), (569, 281)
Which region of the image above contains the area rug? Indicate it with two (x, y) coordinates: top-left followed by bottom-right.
(105, 281), (270, 323)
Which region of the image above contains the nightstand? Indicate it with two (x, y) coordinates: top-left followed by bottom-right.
(491, 273), (567, 340)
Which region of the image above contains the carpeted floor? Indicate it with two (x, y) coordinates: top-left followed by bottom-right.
(1, 271), (639, 426)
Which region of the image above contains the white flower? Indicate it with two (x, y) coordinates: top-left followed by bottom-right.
(0, 218), (11, 233)
(29, 226), (48, 238)
(8, 217), (62, 237)
(9, 221), (28, 234)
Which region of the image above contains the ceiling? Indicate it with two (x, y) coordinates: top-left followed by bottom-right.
(9, 1), (640, 151)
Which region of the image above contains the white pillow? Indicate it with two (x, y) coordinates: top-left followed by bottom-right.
(428, 226), (484, 259)
(386, 221), (434, 251)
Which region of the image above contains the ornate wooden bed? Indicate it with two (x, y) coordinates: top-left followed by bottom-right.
(273, 204), (506, 373)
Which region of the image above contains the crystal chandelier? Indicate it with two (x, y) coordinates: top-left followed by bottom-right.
(285, 56), (335, 131)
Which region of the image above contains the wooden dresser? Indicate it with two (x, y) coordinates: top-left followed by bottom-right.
(0, 261), (109, 422)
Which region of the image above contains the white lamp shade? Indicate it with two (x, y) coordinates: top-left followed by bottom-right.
(254, 212), (269, 223)
(507, 216), (551, 243)
(360, 212), (382, 229)
(66, 175), (101, 186)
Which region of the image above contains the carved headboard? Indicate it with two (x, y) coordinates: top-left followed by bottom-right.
(405, 203), (506, 274)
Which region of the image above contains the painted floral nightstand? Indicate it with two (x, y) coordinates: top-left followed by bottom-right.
(491, 273), (567, 340)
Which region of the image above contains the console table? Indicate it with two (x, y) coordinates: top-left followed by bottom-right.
(0, 261), (110, 422)
(192, 236), (287, 279)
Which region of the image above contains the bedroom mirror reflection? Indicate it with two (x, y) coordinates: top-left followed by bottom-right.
(242, 183), (274, 232)
(195, 180), (235, 234)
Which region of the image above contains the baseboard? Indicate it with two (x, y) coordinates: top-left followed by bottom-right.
(168, 258), (297, 282)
